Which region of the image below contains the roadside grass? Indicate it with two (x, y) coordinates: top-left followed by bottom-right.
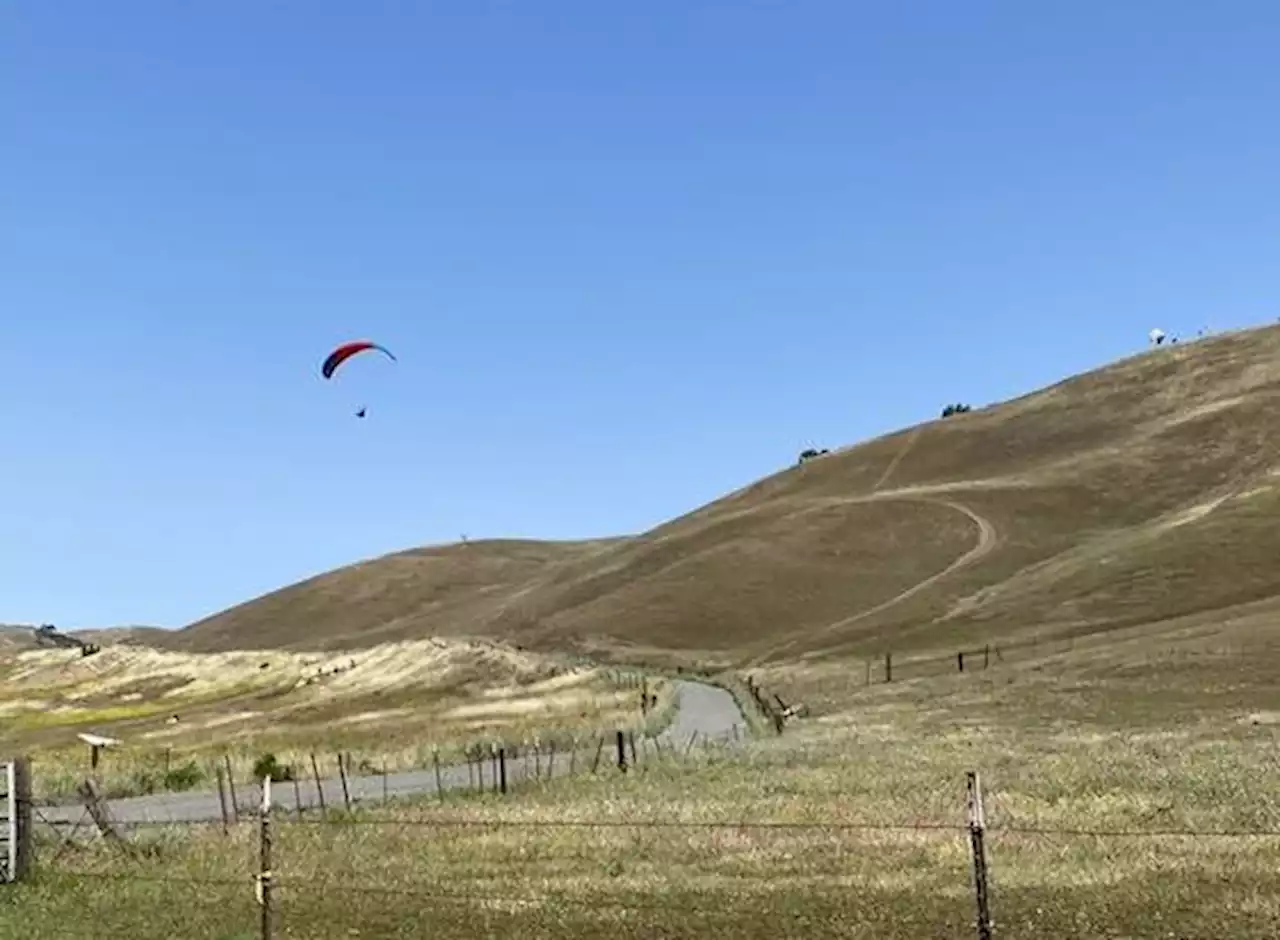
(10, 622), (1280, 939)
(1, 644), (676, 802)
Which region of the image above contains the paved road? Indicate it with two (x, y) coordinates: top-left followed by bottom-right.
(36, 679), (748, 828)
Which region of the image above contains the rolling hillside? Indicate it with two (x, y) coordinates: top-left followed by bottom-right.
(163, 324), (1280, 665)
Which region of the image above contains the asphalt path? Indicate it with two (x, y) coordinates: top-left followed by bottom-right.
(35, 679), (748, 828)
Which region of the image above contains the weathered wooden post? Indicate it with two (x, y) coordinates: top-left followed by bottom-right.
(966, 772), (994, 940)
(258, 776), (274, 940)
(309, 753), (327, 818)
(2, 757), (33, 883)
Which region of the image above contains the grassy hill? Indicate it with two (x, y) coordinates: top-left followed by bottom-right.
(0, 623), (167, 651)
(162, 324), (1280, 666)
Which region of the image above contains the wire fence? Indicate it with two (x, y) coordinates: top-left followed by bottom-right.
(23, 667), (683, 806)
(7, 649), (1279, 938)
(11, 745), (1280, 940)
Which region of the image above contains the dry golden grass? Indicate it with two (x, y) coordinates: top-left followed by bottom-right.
(12, 617), (1280, 938)
(154, 324), (1280, 679)
(0, 638), (673, 801)
(11, 327), (1280, 936)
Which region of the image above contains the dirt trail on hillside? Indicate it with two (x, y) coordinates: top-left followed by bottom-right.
(871, 427), (922, 492)
(746, 492), (1000, 665)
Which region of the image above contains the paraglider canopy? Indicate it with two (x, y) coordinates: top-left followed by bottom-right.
(321, 340), (396, 419)
(321, 340), (396, 379)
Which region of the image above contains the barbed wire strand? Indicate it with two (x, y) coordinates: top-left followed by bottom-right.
(73, 814), (1280, 838)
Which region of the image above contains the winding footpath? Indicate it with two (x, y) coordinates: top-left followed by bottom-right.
(36, 680), (748, 828)
(747, 491), (1000, 666)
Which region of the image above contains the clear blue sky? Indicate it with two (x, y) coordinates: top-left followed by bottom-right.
(5, 2), (1280, 629)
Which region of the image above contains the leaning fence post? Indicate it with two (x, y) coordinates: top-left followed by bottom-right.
(309, 753), (327, 818)
(683, 730), (699, 757)
(336, 753), (351, 811)
(224, 755), (240, 823)
(258, 776), (274, 940)
(966, 771), (994, 940)
(590, 734), (606, 774)
(215, 764), (231, 835)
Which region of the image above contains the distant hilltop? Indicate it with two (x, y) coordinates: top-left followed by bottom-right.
(0, 623), (168, 653)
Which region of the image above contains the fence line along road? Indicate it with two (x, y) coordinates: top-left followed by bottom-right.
(36, 679), (749, 826)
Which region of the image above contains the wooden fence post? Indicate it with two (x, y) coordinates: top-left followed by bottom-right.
(590, 734), (606, 774)
(15, 758), (31, 883)
(958, 651), (965, 673)
(216, 764), (231, 835)
(2, 757), (33, 883)
(432, 748), (444, 803)
(290, 769), (303, 820)
(498, 747), (507, 794)
(224, 755), (240, 823)
(966, 771), (994, 940)
(984, 644), (991, 669)
(684, 730), (699, 757)
(258, 776), (274, 940)
(309, 753), (327, 818)
(884, 652), (892, 683)
(336, 753), (351, 811)
(77, 779), (124, 845)
(615, 730), (627, 773)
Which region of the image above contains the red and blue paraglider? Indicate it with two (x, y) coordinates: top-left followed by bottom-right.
(321, 340), (396, 418)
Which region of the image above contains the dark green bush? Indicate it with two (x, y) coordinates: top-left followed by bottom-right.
(163, 760), (205, 792)
(252, 752), (294, 783)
